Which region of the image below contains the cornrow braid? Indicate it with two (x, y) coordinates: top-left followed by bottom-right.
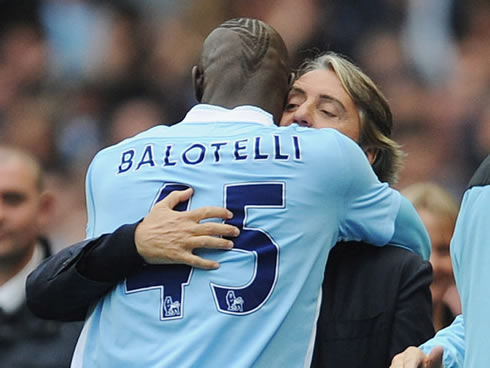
(218, 18), (270, 75)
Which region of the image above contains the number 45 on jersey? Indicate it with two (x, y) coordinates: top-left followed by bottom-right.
(126, 182), (284, 320)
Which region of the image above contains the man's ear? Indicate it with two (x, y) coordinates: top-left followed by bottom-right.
(37, 191), (55, 228)
(288, 72), (295, 88)
(192, 65), (204, 102)
(364, 147), (378, 165)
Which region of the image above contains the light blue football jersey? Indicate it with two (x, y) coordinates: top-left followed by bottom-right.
(445, 184), (489, 368)
(420, 314), (465, 368)
(450, 186), (490, 367)
(73, 104), (417, 368)
(421, 186), (490, 368)
(420, 155), (490, 367)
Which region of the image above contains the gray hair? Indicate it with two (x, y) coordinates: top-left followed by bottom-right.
(296, 52), (404, 185)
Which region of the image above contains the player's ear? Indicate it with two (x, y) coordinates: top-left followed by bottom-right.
(192, 65), (204, 102)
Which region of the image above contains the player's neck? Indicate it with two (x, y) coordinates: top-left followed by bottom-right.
(202, 93), (282, 125)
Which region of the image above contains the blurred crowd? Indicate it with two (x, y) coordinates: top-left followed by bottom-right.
(0, 0), (488, 250)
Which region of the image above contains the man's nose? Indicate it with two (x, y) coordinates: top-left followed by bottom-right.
(293, 104), (313, 127)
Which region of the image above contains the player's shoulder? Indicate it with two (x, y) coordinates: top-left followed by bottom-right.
(93, 125), (169, 159)
(86, 125), (169, 177)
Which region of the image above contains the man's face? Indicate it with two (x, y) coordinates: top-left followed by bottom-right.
(0, 159), (46, 266)
(279, 69), (361, 142)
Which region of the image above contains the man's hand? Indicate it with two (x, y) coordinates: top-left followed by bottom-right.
(135, 188), (239, 269)
(390, 346), (444, 368)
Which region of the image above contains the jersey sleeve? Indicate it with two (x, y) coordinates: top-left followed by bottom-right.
(336, 134), (430, 259)
(420, 314), (465, 368)
(336, 134), (401, 246)
(388, 196), (431, 260)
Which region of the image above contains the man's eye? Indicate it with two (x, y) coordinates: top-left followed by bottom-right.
(3, 193), (26, 206)
(285, 103), (298, 111)
(321, 110), (336, 118)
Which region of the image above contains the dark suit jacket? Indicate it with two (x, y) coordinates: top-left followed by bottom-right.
(311, 242), (434, 368)
(27, 223), (142, 321)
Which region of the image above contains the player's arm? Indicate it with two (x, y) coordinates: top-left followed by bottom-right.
(26, 188), (239, 321)
(420, 315), (465, 368)
(389, 196), (431, 260)
(390, 315), (465, 368)
(337, 135), (430, 259)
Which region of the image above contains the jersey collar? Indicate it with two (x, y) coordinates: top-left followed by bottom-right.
(181, 104), (275, 127)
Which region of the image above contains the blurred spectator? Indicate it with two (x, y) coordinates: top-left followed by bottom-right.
(403, 182), (461, 331)
(43, 166), (87, 253)
(0, 0), (48, 117)
(0, 96), (58, 169)
(106, 97), (166, 145)
(39, 0), (108, 81)
(401, 0), (463, 87)
(0, 145), (82, 367)
(85, 1), (145, 85)
(54, 84), (104, 168)
(465, 95), (490, 169)
(298, 0), (405, 61)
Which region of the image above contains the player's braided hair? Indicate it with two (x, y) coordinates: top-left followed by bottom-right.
(218, 18), (270, 76)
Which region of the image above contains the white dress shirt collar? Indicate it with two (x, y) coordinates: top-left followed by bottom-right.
(181, 104), (275, 127)
(0, 244), (44, 314)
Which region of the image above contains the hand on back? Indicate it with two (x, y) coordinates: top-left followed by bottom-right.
(135, 188), (239, 269)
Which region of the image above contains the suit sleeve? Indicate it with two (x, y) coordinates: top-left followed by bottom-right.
(26, 223), (143, 322)
(389, 253), (435, 358)
(420, 314), (465, 368)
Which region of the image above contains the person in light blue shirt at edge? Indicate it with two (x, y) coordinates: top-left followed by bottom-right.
(28, 18), (429, 368)
(390, 154), (490, 368)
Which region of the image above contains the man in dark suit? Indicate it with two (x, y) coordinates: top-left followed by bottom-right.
(313, 243), (433, 367)
(279, 52), (434, 367)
